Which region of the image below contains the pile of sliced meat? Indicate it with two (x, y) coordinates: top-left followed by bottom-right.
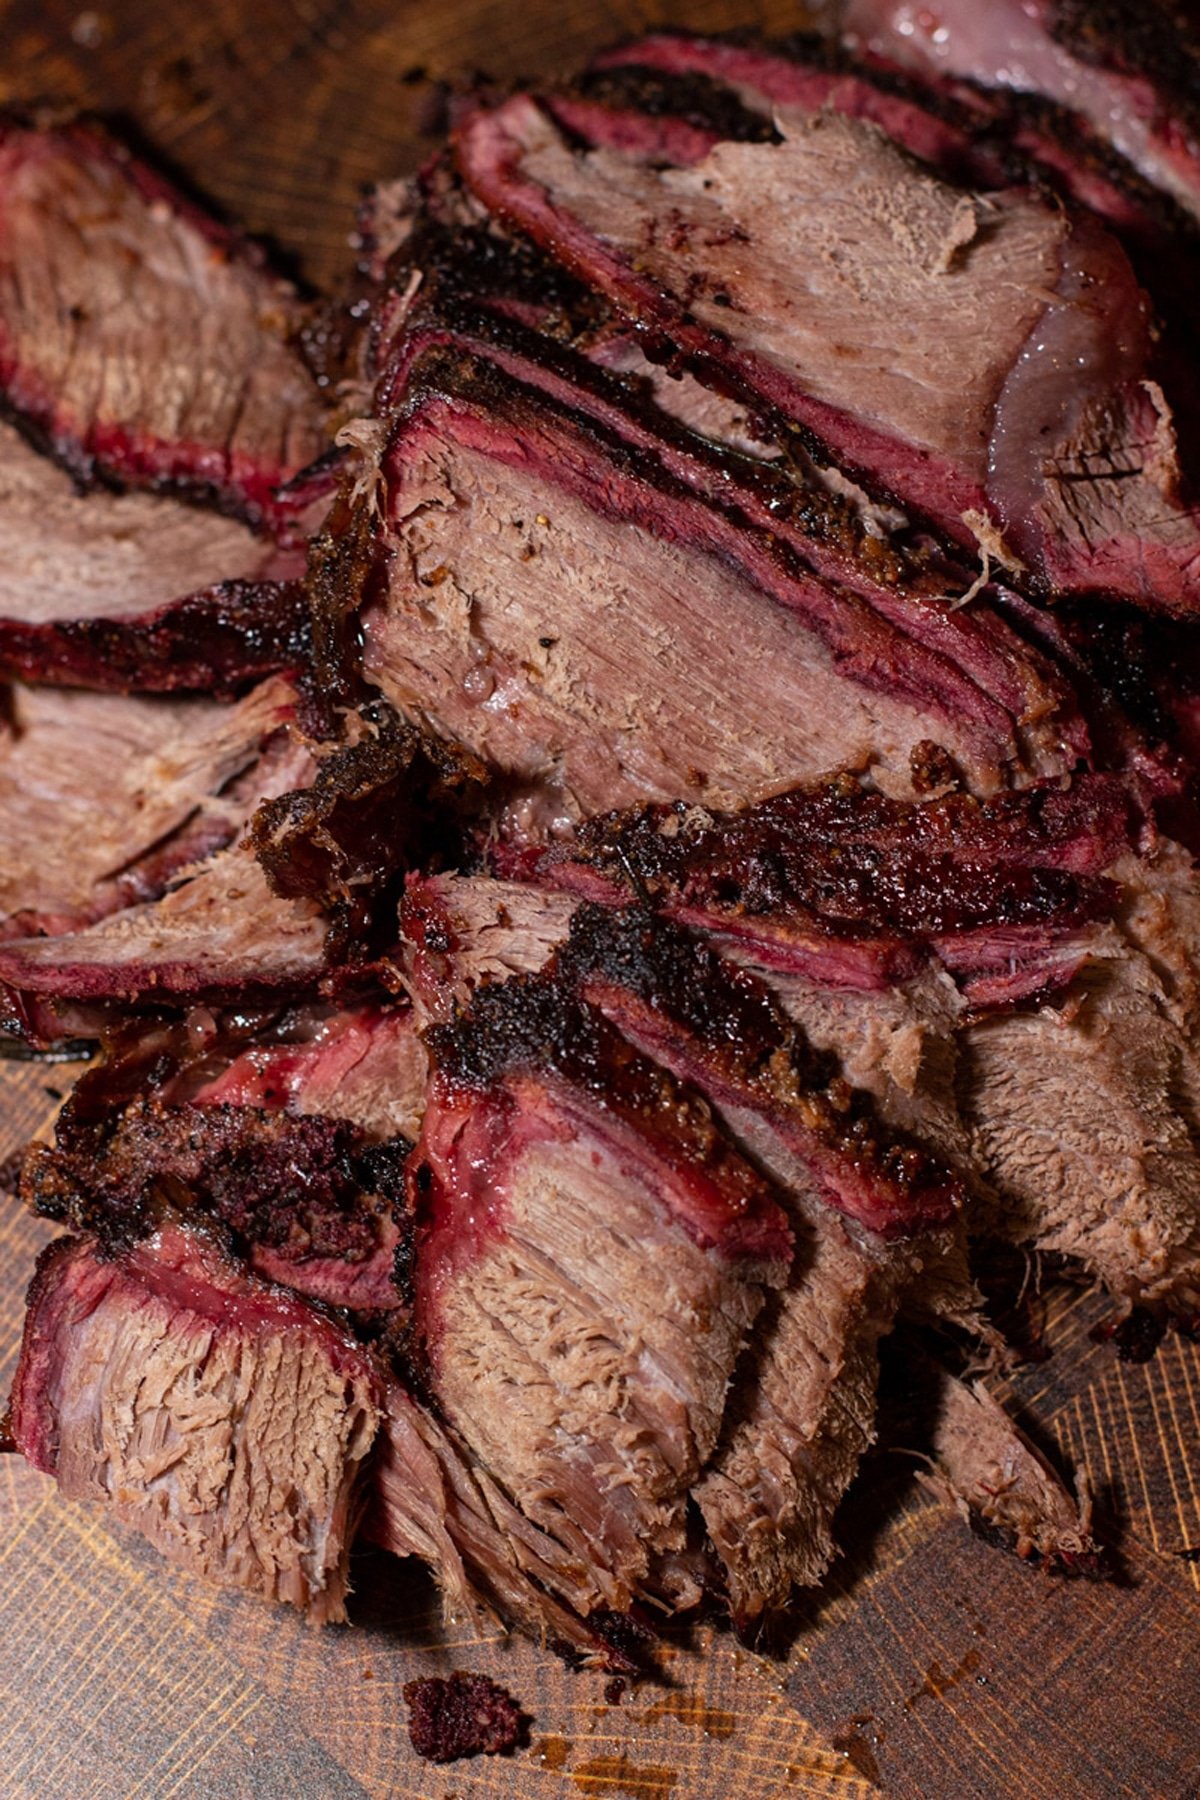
(9, 5), (1200, 1680)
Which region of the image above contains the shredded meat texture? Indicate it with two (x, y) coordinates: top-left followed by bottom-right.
(960, 933), (1200, 1314)
(0, 675), (298, 936)
(403, 1672), (524, 1764)
(921, 1364), (1104, 1575)
(9, 1226), (381, 1620)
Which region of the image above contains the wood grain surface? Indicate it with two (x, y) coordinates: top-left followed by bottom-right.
(2, 2), (1200, 1794)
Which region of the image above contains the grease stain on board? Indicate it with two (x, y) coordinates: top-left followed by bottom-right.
(535, 1735), (573, 1771)
(639, 1690), (737, 1739)
(572, 1752), (678, 1798)
(904, 1649), (982, 1710)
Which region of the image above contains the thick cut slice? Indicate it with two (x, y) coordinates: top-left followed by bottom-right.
(456, 95), (1200, 612)
(400, 874), (965, 1235)
(0, 421), (310, 691)
(694, 1203), (900, 1624)
(25, 1092), (413, 1313)
(359, 353), (1064, 812)
(8, 1225), (381, 1620)
(594, 31), (1192, 256)
(411, 976), (791, 1614)
(0, 675), (299, 937)
(398, 872), (980, 1612)
(527, 775), (1128, 995)
(960, 930), (1200, 1317)
(0, 119), (326, 522)
(844, 0), (1200, 226)
(374, 289), (1086, 782)
(559, 905), (965, 1238)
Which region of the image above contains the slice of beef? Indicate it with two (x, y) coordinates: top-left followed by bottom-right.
(960, 929), (1200, 1318)
(8, 1224), (381, 1619)
(593, 27), (1200, 477)
(694, 1203), (913, 1625)
(411, 974), (791, 1614)
(594, 31), (1195, 257)
(844, 0), (1200, 226)
(25, 1092), (413, 1313)
(398, 872), (983, 1614)
(373, 280), (1087, 784)
(0, 844), (328, 1001)
(0, 420), (310, 692)
(193, 1003), (429, 1143)
(559, 905), (965, 1238)
(401, 873), (966, 1236)
(526, 775), (1130, 996)
(0, 674), (299, 938)
(590, 30), (1009, 184)
(356, 350), (1072, 816)
(455, 95), (1200, 613)
(370, 1377), (616, 1661)
(0, 709), (328, 1003)
(915, 1360), (1103, 1574)
(0, 118), (326, 524)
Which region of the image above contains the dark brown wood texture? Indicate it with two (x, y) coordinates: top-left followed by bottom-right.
(2, 3), (1200, 1793)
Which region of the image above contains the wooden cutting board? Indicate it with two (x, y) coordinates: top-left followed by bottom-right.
(3, 3), (1200, 1793)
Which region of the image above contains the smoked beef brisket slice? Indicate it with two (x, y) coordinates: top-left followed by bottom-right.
(397, 874), (978, 1617)
(455, 94), (1200, 613)
(0, 420), (310, 692)
(0, 675), (301, 938)
(844, 0), (1200, 227)
(401, 871), (965, 1235)
(411, 973), (791, 1615)
(592, 30), (1194, 261)
(372, 281), (1085, 780)
(355, 350), (1062, 813)
(9, 1224), (381, 1620)
(528, 775), (1130, 995)
(26, 1098), (413, 1315)
(0, 846), (328, 1002)
(22, 1000), (427, 1311)
(0, 118), (326, 524)
(960, 927), (1200, 1321)
(193, 1002), (429, 1143)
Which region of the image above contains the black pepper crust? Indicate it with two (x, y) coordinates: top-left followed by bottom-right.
(1052, 0), (1200, 144)
(548, 776), (1126, 940)
(565, 64), (780, 145)
(560, 903), (962, 1209)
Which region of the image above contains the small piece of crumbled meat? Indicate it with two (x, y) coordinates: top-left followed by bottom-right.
(402, 1671), (525, 1764)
